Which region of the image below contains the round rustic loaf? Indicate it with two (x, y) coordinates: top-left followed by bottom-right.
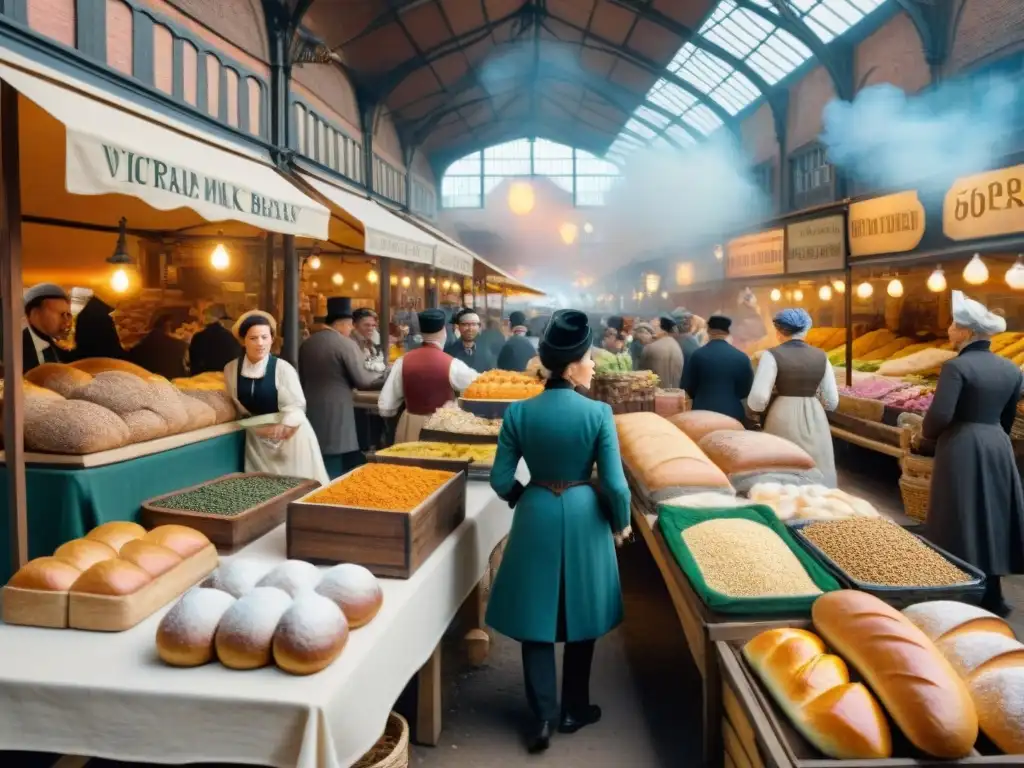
(146, 379), (190, 433)
(7, 556), (82, 591)
(53, 539), (118, 571)
(123, 409), (171, 443)
(273, 592), (349, 675)
(70, 371), (162, 416)
(118, 539), (183, 577)
(157, 587), (237, 667)
(257, 560), (322, 597)
(25, 363), (93, 397)
(86, 521), (147, 552)
(315, 563), (383, 628)
(668, 410), (745, 442)
(24, 399), (130, 454)
(215, 587), (294, 669)
(182, 390), (237, 423)
(71, 558), (153, 596)
(179, 395), (218, 431)
(698, 430), (815, 475)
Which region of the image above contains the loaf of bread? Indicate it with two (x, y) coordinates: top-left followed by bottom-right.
(668, 410), (745, 442)
(143, 525), (210, 558)
(257, 560), (322, 597)
(904, 600), (1024, 754)
(214, 587), (293, 669)
(157, 588), (237, 667)
(7, 556), (82, 591)
(118, 539), (183, 577)
(699, 430), (816, 475)
(53, 539), (117, 571)
(86, 521), (147, 553)
(743, 628), (891, 758)
(614, 412), (731, 492)
(273, 592), (349, 675)
(812, 591), (978, 758)
(315, 563), (383, 628)
(204, 560), (272, 598)
(25, 362), (93, 397)
(70, 559), (153, 596)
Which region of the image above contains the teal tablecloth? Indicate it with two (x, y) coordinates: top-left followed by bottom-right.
(0, 431), (245, 581)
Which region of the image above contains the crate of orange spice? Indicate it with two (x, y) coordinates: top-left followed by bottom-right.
(286, 463), (467, 578)
(459, 369), (544, 419)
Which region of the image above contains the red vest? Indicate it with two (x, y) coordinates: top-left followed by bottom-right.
(402, 344), (455, 415)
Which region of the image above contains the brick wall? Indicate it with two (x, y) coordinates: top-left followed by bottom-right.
(948, 0), (1024, 71)
(786, 65), (834, 153)
(374, 108), (406, 169)
(292, 64), (362, 137)
(856, 11), (930, 93)
(158, 0), (268, 63)
(740, 102), (777, 163)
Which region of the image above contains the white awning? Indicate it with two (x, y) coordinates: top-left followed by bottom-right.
(393, 214), (474, 277)
(0, 51), (330, 240)
(299, 172), (436, 265)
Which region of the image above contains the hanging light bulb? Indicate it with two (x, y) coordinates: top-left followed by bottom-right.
(106, 217), (136, 294)
(417, 275), (425, 288)
(332, 272), (344, 286)
(926, 267), (947, 292)
(819, 284), (832, 301)
(442, 279), (451, 291)
(660, 291), (669, 299)
(963, 253), (989, 285)
(508, 181), (535, 215)
(429, 276), (436, 286)
(887, 278), (904, 298)
(110, 267), (131, 294)
(714, 244), (724, 261)
(583, 222), (594, 234)
(401, 275), (411, 288)
(210, 242), (230, 271)
(559, 222), (579, 245)
(353, 282), (361, 291)
(856, 281), (874, 299)
(770, 288), (781, 302)
(832, 279), (845, 294)
(793, 288), (804, 302)
(309, 255), (321, 270)
(366, 269), (379, 284)
(390, 274), (398, 286)
(1006, 257), (1024, 290)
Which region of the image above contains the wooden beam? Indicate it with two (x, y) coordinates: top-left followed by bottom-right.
(0, 81), (27, 572)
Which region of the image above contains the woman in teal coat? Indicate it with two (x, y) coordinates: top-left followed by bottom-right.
(487, 309), (633, 754)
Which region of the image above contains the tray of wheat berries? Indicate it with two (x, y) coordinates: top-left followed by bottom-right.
(141, 473), (321, 553)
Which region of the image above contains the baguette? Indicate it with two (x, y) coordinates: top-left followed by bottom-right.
(812, 591), (978, 758)
(744, 628), (891, 759)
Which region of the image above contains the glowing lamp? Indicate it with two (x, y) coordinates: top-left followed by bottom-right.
(832, 279), (845, 294)
(417, 276), (425, 288)
(770, 288), (781, 302)
(367, 269), (379, 284)
(926, 267), (947, 293)
(887, 278), (904, 298)
(401, 275), (411, 288)
(818, 285), (832, 301)
(508, 181), (535, 216)
(105, 217), (136, 295)
(963, 254), (988, 285)
(559, 222), (579, 245)
(211, 243), (230, 271)
(583, 222), (594, 234)
(332, 272), (344, 286)
(1006, 258), (1024, 290)
(110, 267), (131, 294)
(390, 274), (398, 286)
(856, 281), (873, 299)
(309, 255), (321, 270)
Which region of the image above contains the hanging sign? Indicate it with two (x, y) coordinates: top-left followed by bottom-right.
(943, 164), (1024, 241)
(848, 191), (926, 258)
(725, 229), (784, 279)
(433, 243), (474, 277)
(786, 215), (846, 273)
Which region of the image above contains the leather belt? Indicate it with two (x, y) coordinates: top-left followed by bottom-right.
(529, 480), (593, 497)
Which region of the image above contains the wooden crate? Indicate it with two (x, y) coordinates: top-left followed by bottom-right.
(286, 469), (467, 579)
(419, 428), (498, 445)
(140, 473), (320, 553)
(716, 639), (1021, 767)
(367, 451), (472, 476)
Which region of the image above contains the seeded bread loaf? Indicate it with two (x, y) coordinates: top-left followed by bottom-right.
(24, 398), (130, 454)
(25, 363), (93, 397)
(123, 409), (171, 443)
(181, 389), (237, 423)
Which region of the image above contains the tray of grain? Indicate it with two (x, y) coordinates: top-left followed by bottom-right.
(369, 442), (496, 481)
(655, 505), (841, 615)
(286, 463), (467, 579)
(790, 518), (985, 608)
(141, 473), (321, 553)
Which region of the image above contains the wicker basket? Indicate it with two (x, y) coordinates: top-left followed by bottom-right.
(590, 373), (657, 415)
(898, 425), (934, 480)
(354, 712), (409, 768)
(899, 475), (930, 523)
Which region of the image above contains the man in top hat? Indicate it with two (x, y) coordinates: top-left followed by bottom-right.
(445, 307), (496, 373)
(639, 314), (683, 389)
(379, 308), (480, 443)
(22, 283), (73, 372)
(497, 311), (535, 372)
(680, 315), (754, 423)
(299, 297), (386, 479)
(188, 303), (240, 375)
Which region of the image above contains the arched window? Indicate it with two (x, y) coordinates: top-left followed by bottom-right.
(441, 138), (621, 209)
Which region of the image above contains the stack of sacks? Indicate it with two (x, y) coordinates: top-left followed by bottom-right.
(749, 483), (880, 521)
(668, 410), (744, 443)
(698, 430), (823, 493)
(614, 413), (732, 508)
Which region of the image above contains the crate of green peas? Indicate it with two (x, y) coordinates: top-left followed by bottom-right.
(141, 473), (321, 552)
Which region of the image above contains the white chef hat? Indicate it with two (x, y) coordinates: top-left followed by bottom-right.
(951, 290), (1006, 336)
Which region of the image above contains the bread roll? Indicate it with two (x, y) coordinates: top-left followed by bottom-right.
(144, 525), (210, 558)
(938, 632), (1024, 681)
(157, 588), (237, 667)
(7, 556), (82, 591)
(903, 600), (1014, 643)
(744, 628), (891, 759)
(273, 593), (349, 675)
(118, 539), (183, 577)
(70, 559), (153, 596)
(204, 560), (271, 598)
(85, 521), (147, 552)
(214, 587), (293, 670)
(970, 667), (1024, 754)
(53, 539), (117, 571)
(812, 591), (978, 758)
(257, 560), (322, 597)
(315, 563), (383, 628)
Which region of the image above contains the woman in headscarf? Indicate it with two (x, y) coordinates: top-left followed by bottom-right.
(224, 310), (329, 486)
(487, 310), (632, 754)
(747, 307), (839, 486)
(922, 291), (1024, 616)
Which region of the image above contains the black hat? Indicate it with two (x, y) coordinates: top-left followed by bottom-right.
(539, 309), (592, 369)
(419, 308), (447, 334)
(606, 315), (624, 332)
(326, 296), (353, 325)
(708, 315), (732, 333)
(658, 315), (677, 333)
(509, 311), (527, 328)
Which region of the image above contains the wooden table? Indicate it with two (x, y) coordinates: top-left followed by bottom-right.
(633, 506), (808, 768)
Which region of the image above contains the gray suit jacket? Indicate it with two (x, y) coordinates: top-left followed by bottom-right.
(298, 328), (383, 455)
(640, 335), (683, 389)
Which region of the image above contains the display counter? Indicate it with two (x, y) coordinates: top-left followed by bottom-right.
(0, 425), (246, 580)
(0, 480), (515, 768)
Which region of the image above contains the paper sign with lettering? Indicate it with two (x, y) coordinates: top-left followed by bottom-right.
(726, 229), (784, 279)
(66, 132), (330, 239)
(848, 191), (925, 258)
(365, 230), (434, 264)
(943, 164), (1024, 241)
(434, 243), (474, 276)
(786, 215), (846, 273)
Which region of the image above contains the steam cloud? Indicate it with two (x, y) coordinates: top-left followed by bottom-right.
(821, 76), (1020, 193)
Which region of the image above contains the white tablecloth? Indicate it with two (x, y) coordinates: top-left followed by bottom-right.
(0, 478), (517, 768)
